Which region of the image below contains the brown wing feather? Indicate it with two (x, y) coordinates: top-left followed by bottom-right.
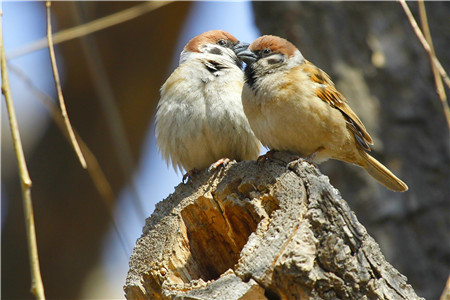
(301, 60), (374, 146)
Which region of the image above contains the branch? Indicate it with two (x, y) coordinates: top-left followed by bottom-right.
(124, 152), (423, 300)
(68, 2), (147, 220)
(46, 1), (87, 169)
(0, 11), (46, 300)
(417, 0), (450, 129)
(398, 0), (450, 89)
(8, 63), (131, 256)
(8, 1), (174, 60)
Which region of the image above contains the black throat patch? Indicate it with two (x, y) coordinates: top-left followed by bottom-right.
(244, 64), (257, 90)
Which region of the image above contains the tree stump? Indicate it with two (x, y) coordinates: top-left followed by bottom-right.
(124, 152), (422, 299)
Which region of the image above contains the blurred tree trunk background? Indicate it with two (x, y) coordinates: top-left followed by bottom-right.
(251, 2), (449, 299)
(1, 2), (448, 299)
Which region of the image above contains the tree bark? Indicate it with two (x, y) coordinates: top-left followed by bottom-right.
(124, 152), (422, 300)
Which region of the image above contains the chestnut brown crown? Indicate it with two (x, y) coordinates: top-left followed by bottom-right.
(184, 30), (239, 53)
(249, 35), (298, 57)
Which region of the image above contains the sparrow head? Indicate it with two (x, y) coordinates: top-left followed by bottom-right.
(179, 30), (249, 67)
(236, 35), (304, 83)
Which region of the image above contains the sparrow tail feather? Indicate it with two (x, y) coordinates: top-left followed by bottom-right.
(359, 151), (408, 192)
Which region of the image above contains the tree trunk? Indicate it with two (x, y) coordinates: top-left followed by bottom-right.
(124, 152), (422, 300)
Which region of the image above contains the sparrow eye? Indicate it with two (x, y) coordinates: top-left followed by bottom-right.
(263, 48), (271, 55)
(217, 39), (227, 46)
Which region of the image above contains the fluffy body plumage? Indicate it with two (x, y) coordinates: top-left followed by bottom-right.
(155, 30), (261, 173)
(238, 35), (408, 192)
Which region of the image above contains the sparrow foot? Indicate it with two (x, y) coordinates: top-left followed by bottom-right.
(286, 148), (324, 170)
(257, 149), (277, 166)
(304, 147), (325, 165)
(182, 168), (199, 184)
(208, 158), (231, 172)
(286, 155), (302, 170)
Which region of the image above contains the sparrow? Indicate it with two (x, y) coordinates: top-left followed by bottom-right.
(155, 30), (261, 178)
(236, 35), (408, 192)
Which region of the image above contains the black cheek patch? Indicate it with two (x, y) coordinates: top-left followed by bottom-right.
(267, 57), (284, 65)
(209, 47), (223, 55)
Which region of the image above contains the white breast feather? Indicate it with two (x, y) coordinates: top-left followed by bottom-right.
(156, 58), (261, 172)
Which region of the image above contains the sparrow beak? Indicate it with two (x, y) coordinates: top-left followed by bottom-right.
(233, 42), (250, 53)
(236, 49), (257, 65)
(233, 42), (257, 65)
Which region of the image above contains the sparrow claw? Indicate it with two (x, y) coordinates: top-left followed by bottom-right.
(257, 149), (277, 166)
(285, 155), (300, 170)
(290, 155), (301, 161)
(287, 150), (322, 170)
(208, 158), (231, 172)
(304, 147), (324, 165)
(182, 168), (199, 184)
(286, 160), (296, 170)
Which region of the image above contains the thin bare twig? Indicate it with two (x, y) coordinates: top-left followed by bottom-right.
(398, 0), (450, 90)
(46, 1), (87, 169)
(9, 63), (131, 256)
(417, 0), (450, 129)
(8, 1), (173, 60)
(0, 11), (46, 300)
(71, 2), (146, 220)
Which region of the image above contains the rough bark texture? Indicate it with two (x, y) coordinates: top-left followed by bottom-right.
(250, 3), (450, 299)
(125, 152), (422, 300)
